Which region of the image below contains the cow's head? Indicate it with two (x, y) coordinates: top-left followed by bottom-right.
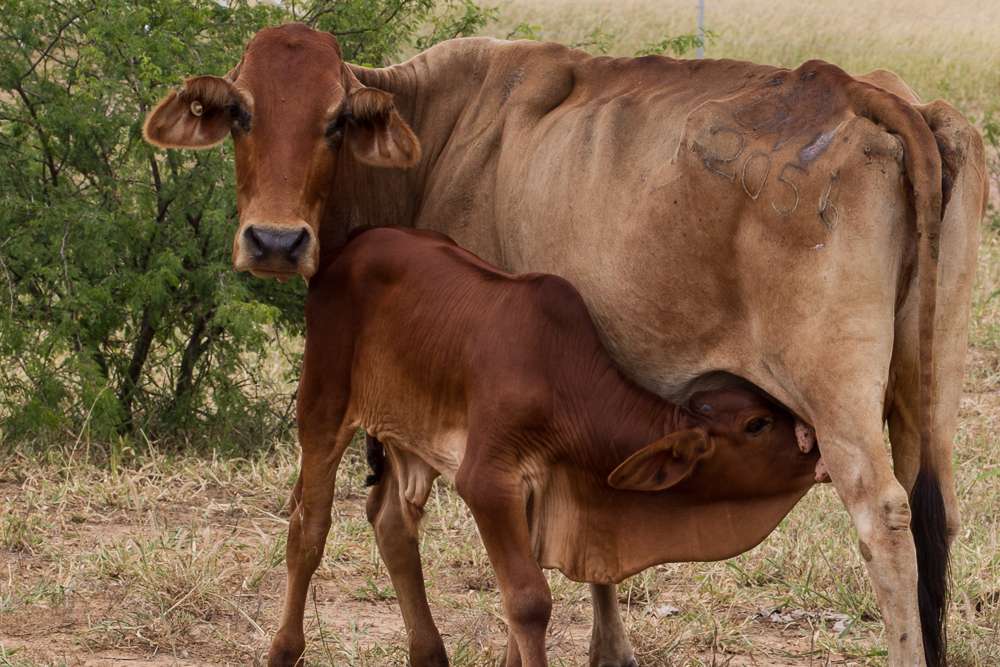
(607, 388), (817, 498)
(142, 23), (420, 280)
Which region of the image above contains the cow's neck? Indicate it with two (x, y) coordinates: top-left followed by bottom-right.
(318, 42), (492, 261)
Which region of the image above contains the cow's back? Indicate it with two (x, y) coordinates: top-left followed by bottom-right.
(416, 43), (931, 412)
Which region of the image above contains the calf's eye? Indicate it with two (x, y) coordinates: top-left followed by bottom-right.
(745, 416), (773, 435)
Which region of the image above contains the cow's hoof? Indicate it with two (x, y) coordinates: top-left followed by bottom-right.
(590, 654), (638, 667)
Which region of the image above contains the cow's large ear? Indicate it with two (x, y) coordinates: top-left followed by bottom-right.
(607, 429), (714, 492)
(143, 76), (247, 150)
(344, 87), (420, 168)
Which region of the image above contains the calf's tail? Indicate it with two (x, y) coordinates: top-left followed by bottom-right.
(364, 433), (386, 486)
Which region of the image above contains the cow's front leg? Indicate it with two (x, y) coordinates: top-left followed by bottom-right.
(589, 583), (638, 667)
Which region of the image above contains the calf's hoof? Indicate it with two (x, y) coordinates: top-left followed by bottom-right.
(410, 641), (449, 667)
(592, 658), (638, 667)
(268, 634), (305, 667)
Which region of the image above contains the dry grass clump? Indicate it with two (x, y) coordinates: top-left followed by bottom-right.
(85, 529), (239, 650)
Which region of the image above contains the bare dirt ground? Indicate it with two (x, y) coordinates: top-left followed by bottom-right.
(0, 449), (903, 667)
(1, 352), (998, 666)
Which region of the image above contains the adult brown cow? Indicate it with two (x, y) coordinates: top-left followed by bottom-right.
(143, 23), (987, 667)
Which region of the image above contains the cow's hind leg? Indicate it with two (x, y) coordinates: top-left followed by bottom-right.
(589, 584), (637, 667)
(811, 402), (926, 666)
(887, 334), (961, 667)
(365, 436), (448, 666)
(884, 99), (983, 667)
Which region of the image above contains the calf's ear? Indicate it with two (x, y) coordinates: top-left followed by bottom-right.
(143, 76), (247, 149)
(345, 87), (421, 168)
(607, 429), (714, 492)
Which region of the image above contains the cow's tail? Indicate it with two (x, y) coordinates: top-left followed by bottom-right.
(848, 79), (947, 667)
(364, 433), (386, 486)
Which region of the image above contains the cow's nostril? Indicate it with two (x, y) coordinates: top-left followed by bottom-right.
(242, 225), (310, 266)
(287, 229), (309, 261)
(244, 226), (265, 259)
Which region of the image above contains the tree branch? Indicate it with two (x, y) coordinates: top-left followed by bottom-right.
(19, 12), (84, 84)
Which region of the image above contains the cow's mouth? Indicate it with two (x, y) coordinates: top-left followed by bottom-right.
(248, 268), (298, 282)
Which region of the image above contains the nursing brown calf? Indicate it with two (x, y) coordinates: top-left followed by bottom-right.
(268, 227), (818, 667)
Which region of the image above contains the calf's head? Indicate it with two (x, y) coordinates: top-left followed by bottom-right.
(142, 23), (420, 280)
(608, 388), (817, 499)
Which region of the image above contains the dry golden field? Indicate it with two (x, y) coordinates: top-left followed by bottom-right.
(491, 0), (1000, 113)
(2, 1), (999, 665)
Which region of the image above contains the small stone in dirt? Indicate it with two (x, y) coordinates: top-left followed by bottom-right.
(655, 604), (681, 617)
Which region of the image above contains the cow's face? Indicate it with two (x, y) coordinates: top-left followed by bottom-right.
(608, 389), (817, 499)
(142, 23), (420, 280)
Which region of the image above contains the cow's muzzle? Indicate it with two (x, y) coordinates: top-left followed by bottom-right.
(234, 222), (317, 279)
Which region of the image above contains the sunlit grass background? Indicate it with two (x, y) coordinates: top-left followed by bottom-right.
(491, 0), (1000, 113)
(1, 0), (998, 665)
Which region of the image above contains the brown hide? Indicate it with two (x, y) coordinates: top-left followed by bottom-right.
(141, 27), (979, 455)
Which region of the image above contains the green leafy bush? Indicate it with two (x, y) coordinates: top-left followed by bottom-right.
(0, 0), (493, 452)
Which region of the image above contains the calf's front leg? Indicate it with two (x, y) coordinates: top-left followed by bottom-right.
(457, 467), (552, 667)
(268, 422), (355, 667)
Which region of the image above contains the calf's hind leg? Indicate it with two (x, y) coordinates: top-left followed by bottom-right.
(589, 583), (638, 667)
(365, 437), (448, 666)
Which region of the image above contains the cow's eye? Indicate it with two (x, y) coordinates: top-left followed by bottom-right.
(229, 104), (251, 133)
(326, 112), (353, 141)
(745, 416), (772, 435)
